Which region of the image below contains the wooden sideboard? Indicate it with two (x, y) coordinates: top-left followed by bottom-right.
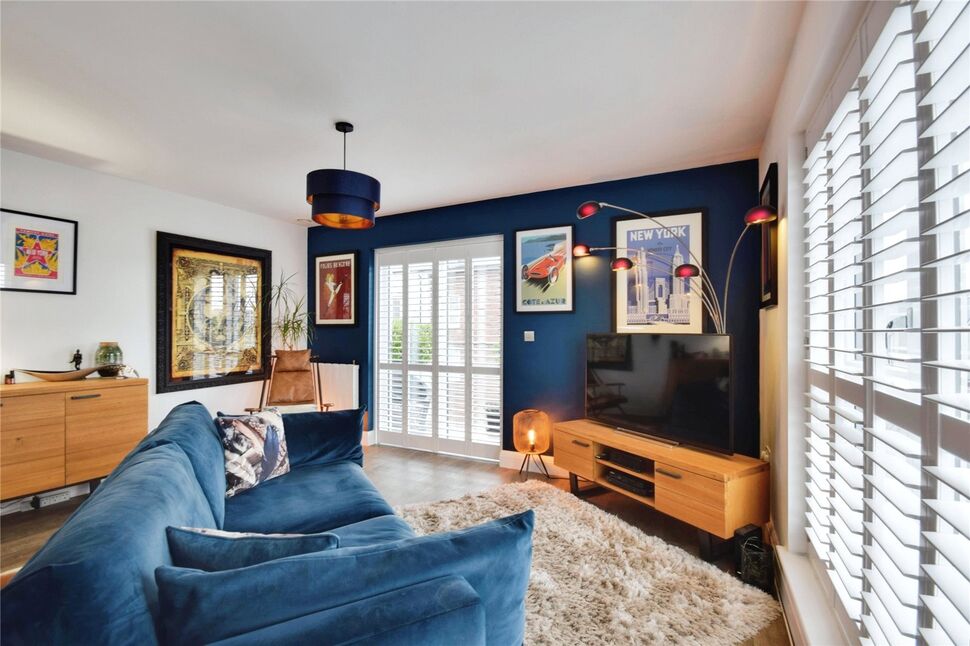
(553, 419), (769, 559)
(0, 378), (148, 500)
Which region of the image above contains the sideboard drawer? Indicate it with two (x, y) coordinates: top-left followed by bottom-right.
(66, 385), (147, 483)
(654, 462), (725, 507)
(0, 393), (65, 465)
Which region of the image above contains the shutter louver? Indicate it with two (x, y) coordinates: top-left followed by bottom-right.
(803, 2), (969, 643)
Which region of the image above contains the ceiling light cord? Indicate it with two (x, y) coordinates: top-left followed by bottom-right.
(343, 130), (347, 170)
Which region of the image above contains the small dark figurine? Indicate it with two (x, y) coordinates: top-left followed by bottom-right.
(70, 349), (83, 371)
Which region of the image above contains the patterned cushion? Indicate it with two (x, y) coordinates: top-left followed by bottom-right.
(215, 410), (290, 497)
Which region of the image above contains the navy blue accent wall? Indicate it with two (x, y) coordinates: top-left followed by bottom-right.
(308, 160), (761, 457)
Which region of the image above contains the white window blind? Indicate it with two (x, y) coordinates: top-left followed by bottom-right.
(374, 236), (503, 460)
(802, 1), (969, 644)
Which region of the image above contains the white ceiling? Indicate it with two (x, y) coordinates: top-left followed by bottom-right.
(1, 1), (804, 221)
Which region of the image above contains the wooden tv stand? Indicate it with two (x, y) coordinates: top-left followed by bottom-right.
(553, 419), (769, 560)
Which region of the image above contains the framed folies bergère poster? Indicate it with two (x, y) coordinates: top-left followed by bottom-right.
(156, 232), (271, 393)
(314, 251), (357, 325)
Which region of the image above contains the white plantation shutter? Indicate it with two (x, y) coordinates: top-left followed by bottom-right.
(438, 258), (467, 443)
(914, 0), (970, 643)
(377, 263), (404, 436)
(374, 236), (503, 460)
(803, 2), (969, 643)
(470, 256), (503, 444)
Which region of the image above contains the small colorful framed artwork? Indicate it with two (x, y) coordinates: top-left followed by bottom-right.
(515, 224), (574, 312)
(315, 251), (357, 325)
(0, 208), (78, 295)
(612, 209), (706, 334)
(759, 163), (779, 309)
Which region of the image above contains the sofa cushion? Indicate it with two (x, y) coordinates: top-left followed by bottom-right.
(282, 407), (365, 469)
(215, 409), (290, 497)
(205, 576), (484, 646)
(166, 526), (340, 571)
(156, 511), (534, 646)
(223, 461), (394, 534)
(328, 514), (416, 547)
(1, 443), (215, 646)
(125, 400), (227, 527)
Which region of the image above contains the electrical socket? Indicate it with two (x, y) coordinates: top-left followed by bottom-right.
(31, 490), (72, 509)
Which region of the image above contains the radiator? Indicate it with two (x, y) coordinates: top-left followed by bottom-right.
(317, 362), (359, 411)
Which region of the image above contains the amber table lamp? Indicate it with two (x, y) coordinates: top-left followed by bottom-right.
(512, 409), (551, 478)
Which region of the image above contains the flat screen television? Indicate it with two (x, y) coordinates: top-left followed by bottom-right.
(585, 333), (733, 454)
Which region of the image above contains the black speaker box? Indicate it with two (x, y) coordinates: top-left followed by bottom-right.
(733, 524), (761, 573)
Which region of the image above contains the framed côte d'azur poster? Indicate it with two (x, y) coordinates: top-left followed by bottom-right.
(516, 224), (574, 313)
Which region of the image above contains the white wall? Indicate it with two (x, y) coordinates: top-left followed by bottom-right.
(757, 1), (868, 551)
(0, 149), (306, 429)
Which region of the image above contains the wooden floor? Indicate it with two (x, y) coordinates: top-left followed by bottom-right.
(1, 444), (789, 645)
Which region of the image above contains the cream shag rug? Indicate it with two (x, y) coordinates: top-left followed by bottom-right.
(397, 480), (780, 645)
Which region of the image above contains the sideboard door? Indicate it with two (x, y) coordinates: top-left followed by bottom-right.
(65, 385), (148, 484)
(0, 393), (66, 499)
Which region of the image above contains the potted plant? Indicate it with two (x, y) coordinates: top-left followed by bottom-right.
(271, 272), (314, 370)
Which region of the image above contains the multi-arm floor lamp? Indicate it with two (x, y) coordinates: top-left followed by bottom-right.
(573, 201), (777, 333)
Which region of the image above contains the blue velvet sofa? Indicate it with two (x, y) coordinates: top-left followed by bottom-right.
(1, 401), (534, 645)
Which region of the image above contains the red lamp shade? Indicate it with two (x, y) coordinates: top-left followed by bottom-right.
(744, 205), (778, 225)
(573, 243), (591, 257)
(576, 201), (601, 219)
(674, 263), (700, 278)
(611, 257), (635, 271)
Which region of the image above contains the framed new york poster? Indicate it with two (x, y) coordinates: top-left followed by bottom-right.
(1, 209), (78, 295)
(315, 251), (357, 325)
(613, 209), (706, 334)
(516, 224), (574, 312)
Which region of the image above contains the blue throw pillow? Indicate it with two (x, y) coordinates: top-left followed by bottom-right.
(282, 407), (365, 468)
(166, 526), (340, 571)
(156, 510), (534, 646)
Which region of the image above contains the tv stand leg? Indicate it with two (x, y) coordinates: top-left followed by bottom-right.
(569, 473), (579, 495)
(697, 530), (730, 562)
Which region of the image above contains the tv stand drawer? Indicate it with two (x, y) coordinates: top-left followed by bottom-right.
(553, 428), (595, 479)
(655, 487), (726, 537)
(654, 462), (724, 507)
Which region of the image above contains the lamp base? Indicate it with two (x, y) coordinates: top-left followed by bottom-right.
(518, 452), (551, 479)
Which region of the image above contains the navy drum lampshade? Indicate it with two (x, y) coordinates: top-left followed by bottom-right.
(307, 168), (380, 229)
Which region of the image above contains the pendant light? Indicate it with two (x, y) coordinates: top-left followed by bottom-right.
(306, 122), (381, 229)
